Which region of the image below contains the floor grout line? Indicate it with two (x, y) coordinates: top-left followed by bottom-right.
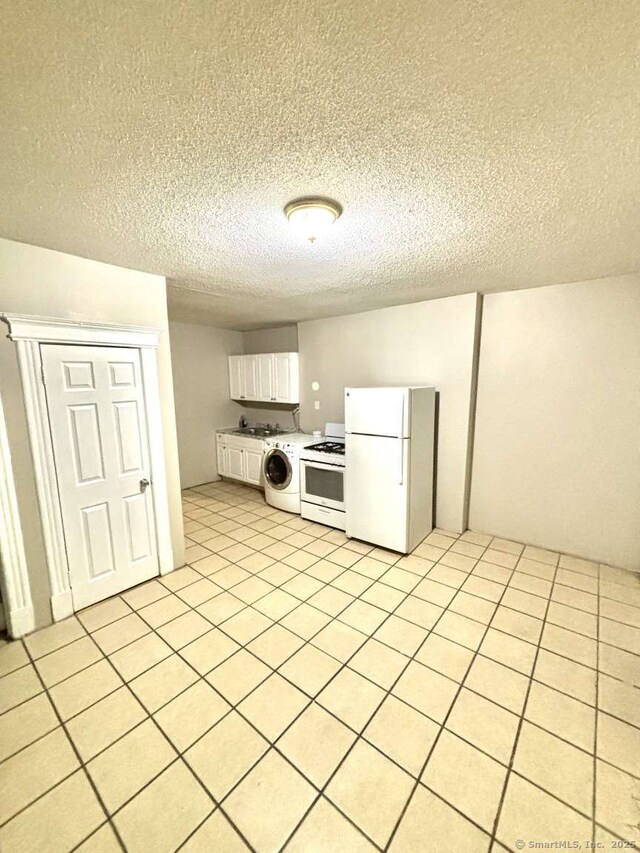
(2, 598), (638, 765)
(126, 504), (453, 850)
(592, 559), (602, 845)
(17, 640), (128, 852)
(278, 536), (503, 851)
(3, 565), (637, 725)
(487, 558), (562, 849)
(2, 482), (639, 851)
(384, 542), (518, 850)
(2, 577), (638, 778)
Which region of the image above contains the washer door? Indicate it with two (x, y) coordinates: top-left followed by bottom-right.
(263, 448), (293, 490)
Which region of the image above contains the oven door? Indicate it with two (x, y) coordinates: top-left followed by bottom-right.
(300, 459), (345, 511)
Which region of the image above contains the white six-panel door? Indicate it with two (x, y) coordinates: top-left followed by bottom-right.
(42, 344), (159, 609)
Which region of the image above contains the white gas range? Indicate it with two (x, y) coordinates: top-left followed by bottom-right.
(299, 423), (346, 530)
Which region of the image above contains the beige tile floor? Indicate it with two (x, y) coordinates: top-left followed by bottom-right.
(1, 479), (639, 852)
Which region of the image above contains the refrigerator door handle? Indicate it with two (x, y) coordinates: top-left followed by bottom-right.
(398, 395), (405, 438)
(398, 439), (404, 486)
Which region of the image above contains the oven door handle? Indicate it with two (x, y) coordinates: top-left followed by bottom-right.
(300, 459), (344, 472)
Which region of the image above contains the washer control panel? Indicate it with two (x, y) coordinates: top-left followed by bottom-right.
(264, 434), (315, 456)
(266, 440), (292, 453)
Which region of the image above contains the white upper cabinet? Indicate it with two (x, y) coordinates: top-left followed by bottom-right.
(243, 355), (258, 399)
(257, 354), (274, 401)
(274, 353), (299, 403)
(229, 355), (244, 399)
(228, 353), (299, 403)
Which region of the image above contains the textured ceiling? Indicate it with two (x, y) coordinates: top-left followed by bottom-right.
(1, 0), (639, 330)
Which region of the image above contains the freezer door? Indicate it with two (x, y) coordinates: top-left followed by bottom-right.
(344, 387), (410, 437)
(345, 433), (409, 552)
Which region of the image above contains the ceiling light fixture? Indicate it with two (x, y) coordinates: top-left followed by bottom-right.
(284, 197), (342, 243)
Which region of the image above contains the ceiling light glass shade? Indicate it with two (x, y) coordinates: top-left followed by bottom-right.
(284, 197), (342, 243)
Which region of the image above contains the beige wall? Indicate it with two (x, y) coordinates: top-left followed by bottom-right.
(469, 275), (640, 571)
(170, 322), (243, 487)
(297, 294), (481, 533)
(242, 325), (298, 354)
(0, 238), (184, 628)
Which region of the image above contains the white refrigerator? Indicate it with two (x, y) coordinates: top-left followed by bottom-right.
(345, 386), (436, 553)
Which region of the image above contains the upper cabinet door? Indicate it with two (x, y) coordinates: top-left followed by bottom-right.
(243, 355), (258, 400)
(257, 354), (274, 402)
(228, 356), (245, 400)
(274, 353), (299, 403)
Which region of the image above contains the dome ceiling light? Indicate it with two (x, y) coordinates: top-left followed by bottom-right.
(284, 197), (342, 243)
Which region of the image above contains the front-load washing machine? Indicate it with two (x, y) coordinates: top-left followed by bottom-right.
(263, 433), (314, 513)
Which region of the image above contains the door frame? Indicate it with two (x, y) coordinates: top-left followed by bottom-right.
(0, 314), (174, 625)
(0, 388), (34, 637)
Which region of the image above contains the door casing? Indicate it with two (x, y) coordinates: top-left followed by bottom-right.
(0, 314), (174, 626)
(0, 389), (34, 637)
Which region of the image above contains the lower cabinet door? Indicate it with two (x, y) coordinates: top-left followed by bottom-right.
(217, 442), (228, 476)
(227, 447), (245, 479)
(244, 448), (263, 485)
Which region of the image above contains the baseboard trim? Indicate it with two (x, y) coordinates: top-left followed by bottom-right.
(50, 589), (74, 621)
(7, 604), (36, 638)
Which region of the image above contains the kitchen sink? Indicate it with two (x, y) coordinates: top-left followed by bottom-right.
(232, 427), (281, 437)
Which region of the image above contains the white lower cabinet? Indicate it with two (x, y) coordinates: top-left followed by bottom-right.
(244, 448), (263, 486)
(216, 433), (264, 486)
(227, 446), (245, 479)
(217, 442), (228, 476)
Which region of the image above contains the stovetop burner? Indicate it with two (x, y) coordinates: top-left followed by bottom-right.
(304, 441), (345, 455)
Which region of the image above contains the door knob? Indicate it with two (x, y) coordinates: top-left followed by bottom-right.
(140, 478), (150, 492)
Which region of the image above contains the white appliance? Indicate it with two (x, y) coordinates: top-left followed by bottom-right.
(345, 387), (436, 553)
(263, 433), (314, 513)
(300, 423), (346, 530)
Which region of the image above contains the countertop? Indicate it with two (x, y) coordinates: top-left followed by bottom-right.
(215, 427), (295, 437)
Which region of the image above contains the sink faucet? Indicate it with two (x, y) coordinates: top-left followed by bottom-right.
(239, 414), (248, 429)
